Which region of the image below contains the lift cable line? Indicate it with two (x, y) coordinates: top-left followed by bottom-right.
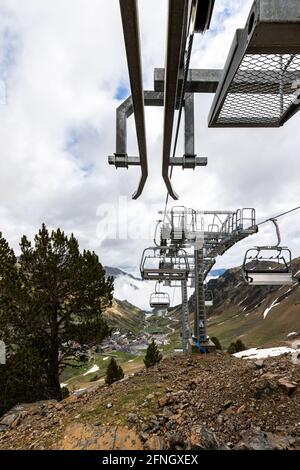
(257, 205), (300, 227)
(163, 2), (198, 221)
(163, 31), (195, 222)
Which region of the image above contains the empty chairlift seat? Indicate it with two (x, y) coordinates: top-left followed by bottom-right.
(140, 247), (189, 281)
(242, 247), (298, 285)
(205, 290), (213, 307)
(149, 292), (170, 309)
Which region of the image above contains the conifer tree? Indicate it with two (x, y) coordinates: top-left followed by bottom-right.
(105, 357), (124, 385)
(0, 225), (114, 405)
(144, 340), (162, 369)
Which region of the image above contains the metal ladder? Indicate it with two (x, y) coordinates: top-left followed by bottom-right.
(181, 279), (190, 353)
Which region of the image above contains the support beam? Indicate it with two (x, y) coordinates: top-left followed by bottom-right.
(109, 91), (208, 169)
(119, 0), (148, 199)
(110, 91), (163, 169)
(184, 93), (195, 160)
(162, 0), (188, 200)
(155, 68), (222, 93)
(108, 155), (207, 168)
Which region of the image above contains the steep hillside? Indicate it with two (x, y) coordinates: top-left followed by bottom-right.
(205, 257), (300, 348)
(1, 353), (300, 450)
(104, 299), (146, 335)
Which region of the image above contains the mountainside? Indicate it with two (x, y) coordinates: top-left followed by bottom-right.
(104, 299), (145, 335)
(205, 257), (300, 348)
(104, 266), (154, 310)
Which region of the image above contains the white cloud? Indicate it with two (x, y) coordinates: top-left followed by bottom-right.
(0, 1), (300, 309)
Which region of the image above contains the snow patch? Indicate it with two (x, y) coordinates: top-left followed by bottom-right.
(287, 332), (298, 338)
(83, 364), (99, 376)
(238, 296), (247, 306)
(263, 298), (280, 319)
(233, 347), (296, 360)
(102, 356), (109, 361)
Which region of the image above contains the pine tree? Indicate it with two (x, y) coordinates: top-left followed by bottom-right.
(235, 339), (246, 352)
(0, 225), (114, 406)
(227, 339), (246, 354)
(144, 340), (162, 369)
(105, 357), (124, 385)
(227, 342), (237, 354)
(0, 232), (49, 415)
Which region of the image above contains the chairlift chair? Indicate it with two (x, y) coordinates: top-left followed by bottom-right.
(140, 247), (189, 281)
(149, 291), (170, 309)
(242, 218), (299, 286)
(205, 289), (214, 307)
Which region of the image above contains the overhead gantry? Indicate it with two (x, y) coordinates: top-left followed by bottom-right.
(109, 0), (300, 199)
(109, 0), (215, 199)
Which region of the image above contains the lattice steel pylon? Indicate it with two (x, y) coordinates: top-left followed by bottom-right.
(155, 207), (258, 352)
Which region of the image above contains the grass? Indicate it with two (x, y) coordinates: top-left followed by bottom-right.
(60, 351), (145, 391)
(80, 377), (163, 427)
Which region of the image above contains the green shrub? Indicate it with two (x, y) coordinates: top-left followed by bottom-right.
(89, 374), (99, 382)
(105, 358), (124, 386)
(61, 387), (70, 399)
(144, 340), (162, 369)
(211, 337), (222, 350)
(235, 339), (247, 352)
(227, 339), (247, 354)
(227, 342), (237, 354)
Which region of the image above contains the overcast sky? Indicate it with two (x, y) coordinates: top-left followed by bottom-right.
(1, 0), (300, 286)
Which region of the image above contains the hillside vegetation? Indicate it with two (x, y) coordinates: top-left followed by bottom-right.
(206, 258), (300, 348)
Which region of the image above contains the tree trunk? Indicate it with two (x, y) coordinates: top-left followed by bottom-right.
(48, 313), (62, 400)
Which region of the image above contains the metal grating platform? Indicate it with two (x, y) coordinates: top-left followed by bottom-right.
(214, 53), (300, 127)
(209, 0), (300, 128)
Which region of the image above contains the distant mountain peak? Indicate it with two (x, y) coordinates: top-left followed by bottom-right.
(104, 266), (141, 281)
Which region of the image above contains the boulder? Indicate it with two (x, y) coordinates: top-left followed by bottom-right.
(189, 425), (225, 450)
(0, 400), (57, 430)
(253, 373), (279, 398)
(144, 435), (166, 450)
(277, 378), (297, 396)
(254, 359), (264, 370)
(235, 427), (295, 450)
(61, 423), (143, 450)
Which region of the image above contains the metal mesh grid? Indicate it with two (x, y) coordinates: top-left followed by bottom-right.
(215, 54), (300, 127)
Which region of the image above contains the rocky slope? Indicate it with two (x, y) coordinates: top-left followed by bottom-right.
(0, 352), (300, 450)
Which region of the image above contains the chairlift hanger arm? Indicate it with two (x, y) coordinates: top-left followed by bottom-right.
(162, 0), (188, 200)
(119, 0), (148, 199)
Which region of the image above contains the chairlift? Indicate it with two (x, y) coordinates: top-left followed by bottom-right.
(140, 246), (189, 281)
(149, 283), (170, 309)
(205, 289), (213, 307)
(242, 218), (299, 286)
